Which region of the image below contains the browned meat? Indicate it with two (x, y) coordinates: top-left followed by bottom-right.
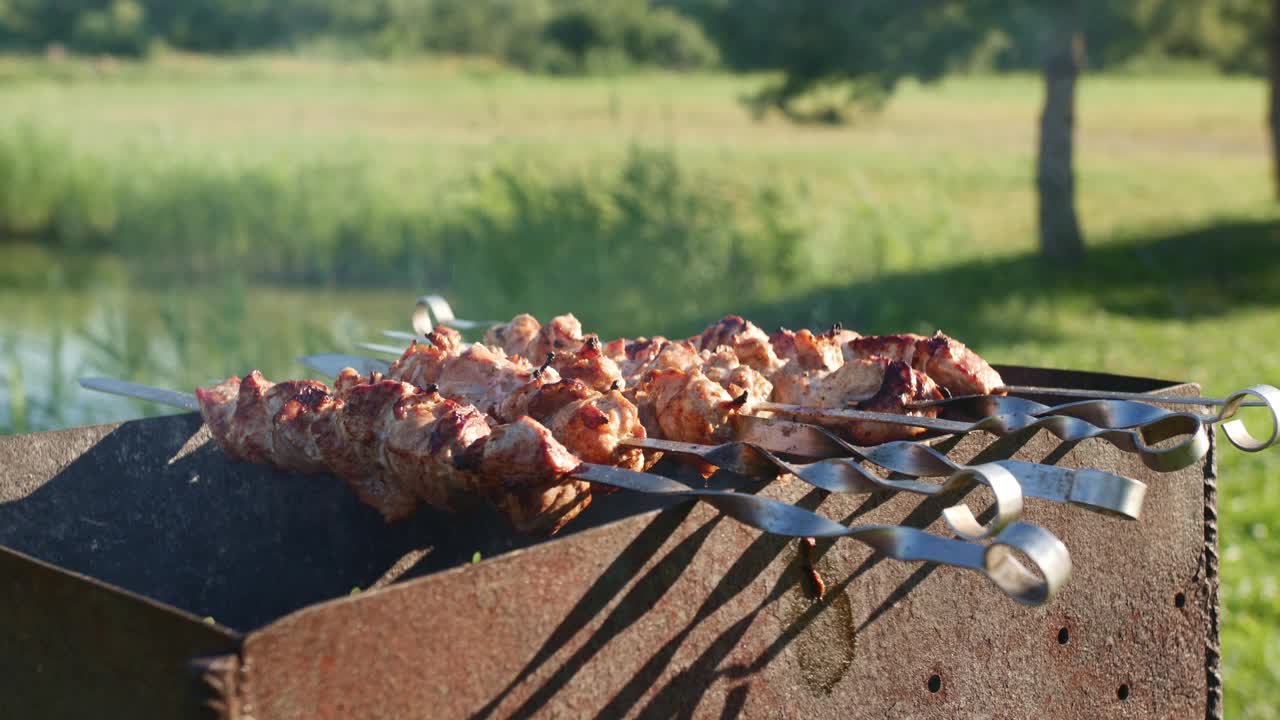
(435, 344), (546, 417)
(384, 394), (491, 512)
(770, 328), (851, 372)
(548, 335), (624, 393)
(641, 367), (750, 445)
(545, 389), (647, 471)
(526, 313), (585, 359)
(388, 337), (453, 389)
(226, 371), (276, 466)
(266, 380), (336, 474)
(195, 376), (242, 459)
(314, 378), (422, 521)
(695, 315), (784, 374)
(844, 332), (1004, 397)
(429, 325), (464, 352)
(196, 371), (599, 534)
(772, 357), (887, 407)
(461, 416), (590, 534)
(521, 378), (597, 421)
(700, 346), (774, 403)
(484, 313), (542, 358)
(844, 360), (946, 445)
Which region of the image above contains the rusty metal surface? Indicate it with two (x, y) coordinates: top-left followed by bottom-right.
(0, 545), (239, 720)
(232, 369), (1215, 719)
(0, 413), (679, 630)
(0, 366), (1218, 718)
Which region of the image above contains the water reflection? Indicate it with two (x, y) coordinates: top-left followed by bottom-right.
(1, 244), (412, 434)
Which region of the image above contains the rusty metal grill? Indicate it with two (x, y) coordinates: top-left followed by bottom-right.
(0, 365), (1220, 719)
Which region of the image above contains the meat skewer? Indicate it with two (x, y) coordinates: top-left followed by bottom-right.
(294, 350), (1147, 522)
(451, 310), (1244, 461)
(305, 343), (1211, 472)
(78, 376), (1073, 606)
(409, 293), (1278, 423)
(370, 332), (1272, 456)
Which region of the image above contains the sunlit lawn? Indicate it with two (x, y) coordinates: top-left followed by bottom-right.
(0, 53), (1276, 716)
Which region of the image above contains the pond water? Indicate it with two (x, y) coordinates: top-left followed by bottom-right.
(0, 243), (419, 433)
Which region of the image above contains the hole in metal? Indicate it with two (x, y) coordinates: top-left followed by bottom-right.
(1118, 684), (1130, 701)
(928, 675), (941, 693)
(1057, 627), (1069, 645)
(1175, 592), (1186, 608)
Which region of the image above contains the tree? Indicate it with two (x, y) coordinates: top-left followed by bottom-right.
(684, 1), (1151, 262)
(1036, 1), (1085, 261)
(1271, 0), (1280, 200)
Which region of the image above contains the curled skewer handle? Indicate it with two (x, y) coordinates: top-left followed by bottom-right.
(1216, 384), (1280, 452)
(414, 295), (499, 333)
(574, 464), (1069, 606)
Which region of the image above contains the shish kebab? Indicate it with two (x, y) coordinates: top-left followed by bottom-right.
(78, 375), (1070, 606)
(350, 312), (1211, 471)
(399, 298), (1280, 454)
(411, 293), (1280, 418)
(301, 325), (1145, 523)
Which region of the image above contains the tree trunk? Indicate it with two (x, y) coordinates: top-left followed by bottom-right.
(1269, 0), (1280, 201)
(1036, 3), (1085, 262)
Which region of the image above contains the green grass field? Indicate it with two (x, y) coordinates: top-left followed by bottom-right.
(0, 53), (1277, 716)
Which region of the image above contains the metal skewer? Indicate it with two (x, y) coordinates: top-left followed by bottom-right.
(626, 421), (1145, 522)
(294, 353), (1145, 523)
(899, 388), (1280, 453)
(78, 376), (1071, 606)
(758, 401), (1208, 473)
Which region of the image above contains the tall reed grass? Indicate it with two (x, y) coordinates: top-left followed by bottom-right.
(1, 126), (901, 333)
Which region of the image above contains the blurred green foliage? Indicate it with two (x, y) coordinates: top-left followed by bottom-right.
(659, 0), (1274, 120)
(0, 0), (1268, 80)
(0, 0), (720, 71)
(0, 126), (803, 329)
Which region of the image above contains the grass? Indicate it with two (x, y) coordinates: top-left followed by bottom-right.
(0, 52), (1277, 716)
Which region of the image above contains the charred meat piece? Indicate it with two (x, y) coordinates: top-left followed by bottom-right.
(695, 315), (783, 375)
(314, 378), (423, 521)
(548, 335), (624, 393)
(844, 332), (1004, 397)
(461, 416), (591, 534)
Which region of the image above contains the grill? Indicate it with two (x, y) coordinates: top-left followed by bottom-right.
(0, 362), (1229, 718)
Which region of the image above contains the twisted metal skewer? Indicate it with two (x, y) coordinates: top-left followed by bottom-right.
(78, 377), (1072, 606)
(893, 388), (1280, 453)
(626, 423), (1146, 534)
(757, 401), (1209, 473)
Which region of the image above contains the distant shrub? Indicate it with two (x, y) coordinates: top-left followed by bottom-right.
(540, 1), (718, 73)
(71, 0), (150, 57)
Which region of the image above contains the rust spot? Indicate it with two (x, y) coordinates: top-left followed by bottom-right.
(780, 543), (856, 695)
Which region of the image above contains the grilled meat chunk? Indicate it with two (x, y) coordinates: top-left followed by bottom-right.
(527, 313), (585, 359)
(844, 332), (1004, 397)
(546, 389), (647, 471)
(695, 315), (783, 375)
(484, 313), (541, 358)
(462, 416), (590, 534)
(314, 378), (423, 521)
(548, 335), (624, 393)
